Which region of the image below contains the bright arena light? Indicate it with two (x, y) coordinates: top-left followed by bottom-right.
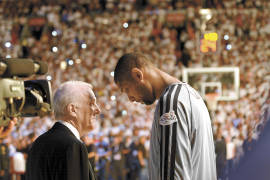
(67, 59), (74, 66)
(199, 9), (211, 15)
(60, 61), (67, 70)
(110, 71), (114, 77)
(110, 95), (116, 101)
(206, 14), (212, 21)
(122, 110), (127, 116)
(52, 46), (58, 52)
(123, 22), (128, 28)
(5, 55), (11, 58)
(5, 42), (11, 48)
(224, 35), (229, 40)
(46, 75), (52, 81)
(52, 30), (58, 37)
(81, 43), (87, 49)
(226, 44), (232, 50)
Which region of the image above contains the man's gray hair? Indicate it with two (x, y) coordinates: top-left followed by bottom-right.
(53, 81), (93, 119)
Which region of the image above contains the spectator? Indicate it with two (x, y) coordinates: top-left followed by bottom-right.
(0, 139), (9, 180)
(0, 1), (269, 179)
(215, 127), (227, 180)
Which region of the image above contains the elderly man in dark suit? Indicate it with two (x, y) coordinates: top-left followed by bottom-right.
(26, 81), (100, 180)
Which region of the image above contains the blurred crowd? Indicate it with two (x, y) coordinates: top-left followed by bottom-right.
(0, 0), (270, 180)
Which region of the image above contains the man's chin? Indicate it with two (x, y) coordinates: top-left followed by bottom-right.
(85, 122), (95, 131)
(83, 126), (94, 135)
(88, 123), (95, 130)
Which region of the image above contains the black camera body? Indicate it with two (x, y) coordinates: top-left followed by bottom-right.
(0, 58), (53, 126)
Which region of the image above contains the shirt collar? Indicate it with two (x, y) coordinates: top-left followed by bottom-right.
(57, 120), (80, 141)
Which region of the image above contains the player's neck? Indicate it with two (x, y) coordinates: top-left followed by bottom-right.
(153, 68), (181, 99)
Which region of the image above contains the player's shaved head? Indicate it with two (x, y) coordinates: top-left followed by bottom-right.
(114, 53), (153, 85)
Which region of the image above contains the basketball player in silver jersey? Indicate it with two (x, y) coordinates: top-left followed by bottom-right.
(113, 53), (217, 180)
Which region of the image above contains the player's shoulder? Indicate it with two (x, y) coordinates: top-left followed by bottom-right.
(160, 83), (183, 100)
(185, 83), (202, 100)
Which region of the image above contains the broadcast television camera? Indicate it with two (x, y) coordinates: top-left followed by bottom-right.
(0, 58), (53, 126)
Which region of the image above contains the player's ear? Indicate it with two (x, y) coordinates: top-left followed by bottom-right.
(131, 68), (143, 82)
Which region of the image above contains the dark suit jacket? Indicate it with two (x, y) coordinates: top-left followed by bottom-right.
(26, 122), (96, 180)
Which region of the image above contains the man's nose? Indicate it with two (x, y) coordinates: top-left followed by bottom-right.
(95, 104), (101, 114)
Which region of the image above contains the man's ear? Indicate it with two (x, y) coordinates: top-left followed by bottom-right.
(131, 68), (143, 82)
(66, 103), (77, 117)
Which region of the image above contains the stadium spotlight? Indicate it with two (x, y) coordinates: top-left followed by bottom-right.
(52, 46), (58, 52)
(226, 44), (232, 50)
(110, 95), (116, 101)
(60, 61), (67, 70)
(46, 75), (52, 81)
(67, 59), (74, 66)
(5, 42), (11, 48)
(123, 22), (128, 28)
(81, 43), (87, 49)
(224, 35), (229, 40)
(206, 14), (212, 21)
(122, 110), (127, 116)
(52, 30), (58, 37)
(199, 9), (212, 32)
(199, 9), (212, 20)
